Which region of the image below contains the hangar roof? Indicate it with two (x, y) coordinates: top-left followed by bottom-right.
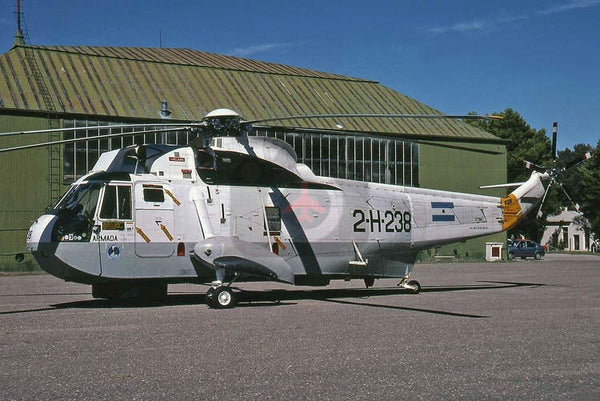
(0, 44), (499, 142)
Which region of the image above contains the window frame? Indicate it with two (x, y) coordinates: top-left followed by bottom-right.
(98, 183), (133, 222)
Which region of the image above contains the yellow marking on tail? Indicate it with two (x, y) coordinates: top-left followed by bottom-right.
(501, 194), (523, 231)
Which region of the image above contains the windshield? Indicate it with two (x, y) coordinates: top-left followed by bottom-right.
(54, 182), (103, 221)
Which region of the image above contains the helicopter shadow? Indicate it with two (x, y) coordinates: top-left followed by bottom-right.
(0, 280), (544, 318)
(232, 281), (545, 318)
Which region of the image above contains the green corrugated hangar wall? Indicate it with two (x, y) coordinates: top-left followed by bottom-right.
(419, 141), (506, 260)
(0, 44), (507, 270)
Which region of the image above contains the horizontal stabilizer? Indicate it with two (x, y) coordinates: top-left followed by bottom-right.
(480, 182), (525, 189)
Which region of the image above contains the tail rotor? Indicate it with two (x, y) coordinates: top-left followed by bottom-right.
(525, 122), (593, 218)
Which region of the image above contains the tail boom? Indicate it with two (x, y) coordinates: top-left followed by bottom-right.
(500, 171), (548, 230)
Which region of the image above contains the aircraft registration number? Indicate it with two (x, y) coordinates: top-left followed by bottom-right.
(352, 209), (412, 233)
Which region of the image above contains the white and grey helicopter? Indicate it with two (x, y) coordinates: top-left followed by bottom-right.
(2, 110), (590, 308)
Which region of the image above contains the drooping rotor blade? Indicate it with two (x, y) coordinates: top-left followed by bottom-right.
(245, 113), (503, 125)
(0, 126), (194, 153)
(537, 182), (553, 218)
(0, 122), (194, 138)
(558, 183), (581, 212)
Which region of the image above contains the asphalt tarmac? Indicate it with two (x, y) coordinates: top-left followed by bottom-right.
(1, 253), (599, 400)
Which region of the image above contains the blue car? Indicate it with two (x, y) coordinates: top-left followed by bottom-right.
(507, 239), (545, 260)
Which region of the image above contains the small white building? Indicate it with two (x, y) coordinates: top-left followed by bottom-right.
(541, 209), (594, 252)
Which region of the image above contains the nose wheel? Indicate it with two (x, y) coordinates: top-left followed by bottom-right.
(206, 286), (236, 309)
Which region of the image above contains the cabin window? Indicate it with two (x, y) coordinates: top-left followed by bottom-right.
(100, 185), (132, 220)
(264, 206), (281, 234)
(143, 188), (165, 203)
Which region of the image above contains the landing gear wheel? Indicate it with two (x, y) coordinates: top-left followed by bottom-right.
(206, 286), (236, 309)
(364, 277), (375, 288)
(205, 286), (216, 302)
(406, 280), (421, 294)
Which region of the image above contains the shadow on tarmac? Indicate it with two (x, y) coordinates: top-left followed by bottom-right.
(1, 281), (544, 317)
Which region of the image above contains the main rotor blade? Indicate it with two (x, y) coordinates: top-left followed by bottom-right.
(0, 122), (195, 138)
(245, 113), (502, 125)
(0, 127), (193, 153)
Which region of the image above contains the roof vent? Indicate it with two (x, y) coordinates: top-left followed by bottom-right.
(160, 99), (172, 119)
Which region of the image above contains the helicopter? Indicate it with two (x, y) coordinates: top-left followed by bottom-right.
(2, 109), (585, 308)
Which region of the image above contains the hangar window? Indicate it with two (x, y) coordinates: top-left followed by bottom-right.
(253, 129), (419, 187)
(62, 119), (199, 183)
(61, 119), (418, 187)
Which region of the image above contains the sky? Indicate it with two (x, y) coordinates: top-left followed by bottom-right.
(0, 0), (598, 151)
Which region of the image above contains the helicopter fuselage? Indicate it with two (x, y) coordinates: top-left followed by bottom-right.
(25, 136), (545, 296)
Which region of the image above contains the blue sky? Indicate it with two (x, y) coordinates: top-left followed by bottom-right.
(1, 0), (598, 150)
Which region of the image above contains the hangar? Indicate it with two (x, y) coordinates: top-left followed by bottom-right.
(0, 30), (507, 270)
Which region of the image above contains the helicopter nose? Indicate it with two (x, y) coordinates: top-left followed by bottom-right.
(27, 214), (75, 280)
(26, 214), (58, 253)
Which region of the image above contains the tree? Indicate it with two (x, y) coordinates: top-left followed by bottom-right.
(466, 109), (557, 240)
(559, 141), (600, 238)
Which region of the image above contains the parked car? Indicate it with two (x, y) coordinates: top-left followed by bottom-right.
(507, 239), (545, 260)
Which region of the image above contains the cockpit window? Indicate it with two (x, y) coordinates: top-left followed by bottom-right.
(100, 185), (132, 220)
(54, 182), (102, 220)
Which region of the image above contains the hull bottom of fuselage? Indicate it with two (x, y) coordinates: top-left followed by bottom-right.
(31, 239), (419, 291)
(32, 249), (417, 287)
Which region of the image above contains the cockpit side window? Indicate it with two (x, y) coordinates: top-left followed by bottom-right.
(100, 185), (132, 220)
(120, 186), (132, 219)
(54, 182), (102, 220)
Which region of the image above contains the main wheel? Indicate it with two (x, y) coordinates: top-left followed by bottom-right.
(406, 280), (421, 294)
(205, 286), (216, 305)
(206, 287), (236, 309)
(364, 277), (375, 288)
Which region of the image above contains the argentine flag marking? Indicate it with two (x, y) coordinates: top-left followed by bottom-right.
(431, 202), (455, 222)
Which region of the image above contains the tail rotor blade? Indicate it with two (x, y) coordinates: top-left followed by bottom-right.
(524, 160), (545, 170)
(537, 182), (553, 218)
(564, 150), (595, 171)
(558, 183), (581, 212)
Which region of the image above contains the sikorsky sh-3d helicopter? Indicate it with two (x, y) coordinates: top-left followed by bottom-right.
(1, 110), (592, 308)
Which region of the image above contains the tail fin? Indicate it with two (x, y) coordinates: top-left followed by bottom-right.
(501, 171), (548, 230)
